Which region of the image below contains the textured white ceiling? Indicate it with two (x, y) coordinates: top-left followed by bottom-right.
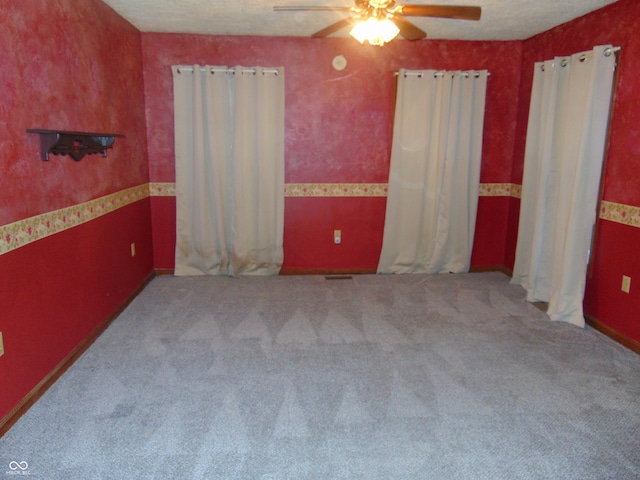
(100, 0), (619, 41)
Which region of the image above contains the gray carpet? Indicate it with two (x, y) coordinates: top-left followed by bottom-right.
(2, 272), (639, 479)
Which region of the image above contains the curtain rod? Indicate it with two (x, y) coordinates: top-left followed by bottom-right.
(579, 46), (620, 61)
(175, 66), (280, 75)
(539, 46), (621, 71)
(394, 70), (490, 78)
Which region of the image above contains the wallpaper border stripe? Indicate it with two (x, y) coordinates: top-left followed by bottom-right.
(285, 183), (388, 197)
(287, 183), (524, 197)
(0, 185), (149, 256)
(1, 183), (637, 256)
(600, 200), (640, 229)
(480, 183), (522, 198)
(149, 182), (175, 196)
(149, 182), (523, 198)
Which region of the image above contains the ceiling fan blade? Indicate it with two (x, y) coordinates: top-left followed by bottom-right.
(311, 17), (356, 37)
(398, 5), (481, 21)
(391, 15), (427, 40)
(273, 6), (353, 12)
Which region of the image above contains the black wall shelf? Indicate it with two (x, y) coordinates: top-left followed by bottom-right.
(27, 129), (124, 161)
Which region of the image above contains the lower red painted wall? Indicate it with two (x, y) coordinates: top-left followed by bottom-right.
(282, 197), (387, 273)
(585, 219), (640, 342)
(153, 193), (510, 273)
(503, 197), (521, 272)
(470, 196), (510, 268)
(151, 196), (176, 270)
(0, 200), (154, 421)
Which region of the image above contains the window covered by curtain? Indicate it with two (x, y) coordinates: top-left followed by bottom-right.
(377, 69), (488, 274)
(172, 65), (285, 276)
(511, 45), (617, 327)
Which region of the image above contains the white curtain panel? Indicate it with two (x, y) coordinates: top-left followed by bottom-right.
(172, 65), (285, 276)
(378, 69), (488, 274)
(511, 45), (616, 327)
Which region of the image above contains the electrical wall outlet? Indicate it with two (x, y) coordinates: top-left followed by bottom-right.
(131, 242), (136, 257)
(621, 275), (631, 294)
(0, 332), (4, 357)
(334, 230), (341, 245)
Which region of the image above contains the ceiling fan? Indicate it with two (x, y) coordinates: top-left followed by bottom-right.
(274, 1), (481, 44)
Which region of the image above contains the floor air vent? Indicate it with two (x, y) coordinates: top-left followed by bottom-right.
(325, 275), (353, 280)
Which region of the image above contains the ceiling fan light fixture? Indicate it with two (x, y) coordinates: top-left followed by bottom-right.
(349, 16), (400, 46)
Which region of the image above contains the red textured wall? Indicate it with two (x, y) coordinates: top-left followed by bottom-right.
(585, 220), (640, 341)
(470, 196), (510, 268)
(0, 0), (149, 224)
(283, 197), (387, 273)
(142, 34), (522, 271)
(0, 0), (153, 422)
(509, 0), (640, 342)
(151, 196), (176, 268)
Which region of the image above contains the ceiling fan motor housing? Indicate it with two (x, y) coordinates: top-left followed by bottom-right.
(367, 0), (395, 8)
(355, 0), (397, 15)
